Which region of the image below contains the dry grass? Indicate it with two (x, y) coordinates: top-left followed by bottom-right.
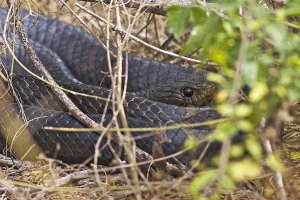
(0, 0), (299, 200)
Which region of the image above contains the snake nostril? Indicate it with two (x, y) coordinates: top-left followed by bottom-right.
(183, 87), (193, 98)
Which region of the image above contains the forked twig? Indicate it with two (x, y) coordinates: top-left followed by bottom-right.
(76, 3), (216, 66)
(78, 0), (198, 15)
(7, 4), (101, 129)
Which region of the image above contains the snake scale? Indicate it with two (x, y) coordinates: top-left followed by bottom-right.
(0, 8), (231, 165)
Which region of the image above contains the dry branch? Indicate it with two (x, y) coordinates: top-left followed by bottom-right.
(78, 0), (198, 15)
(76, 3), (213, 65)
(7, 5), (101, 129)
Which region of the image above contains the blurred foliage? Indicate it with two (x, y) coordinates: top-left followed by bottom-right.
(167, 0), (300, 199)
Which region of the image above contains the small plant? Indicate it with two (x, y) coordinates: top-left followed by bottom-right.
(167, 0), (300, 199)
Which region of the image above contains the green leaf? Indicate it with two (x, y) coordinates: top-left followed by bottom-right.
(249, 82), (269, 103)
(265, 23), (287, 52)
(207, 73), (226, 84)
(246, 136), (262, 160)
(212, 121), (237, 141)
(167, 6), (190, 38)
(242, 61), (258, 86)
(230, 144), (245, 158)
(237, 120), (253, 132)
(228, 159), (261, 181)
(181, 16), (219, 55)
(189, 170), (216, 198)
(189, 7), (206, 24)
(184, 138), (198, 150)
(209, 46), (229, 67)
(266, 154), (283, 171)
(219, 175), (236, 191)
(180, 25), (204, 55)
(234, 104), (253, 118)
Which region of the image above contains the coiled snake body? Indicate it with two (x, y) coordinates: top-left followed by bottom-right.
(0, 8), (222, 165)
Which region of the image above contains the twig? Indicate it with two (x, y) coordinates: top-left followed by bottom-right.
(4, 2), (126, 167)
(0, 172), (28, 199)
(202, 138), (231, 198)
(7, 4), (101, 130)
(0, 154), (22, 167)
(114, 2), (142, 199)
(59, 0), (169, 174)
(76, 3), (215, 66)
(262, 139), (287, 200)
(44, 114), (222, 133)
(43, 169), (93, 187)
(259, 101), (290, 200)
(79, 0), (197, 16)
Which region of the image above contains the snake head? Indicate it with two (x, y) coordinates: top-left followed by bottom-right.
(149, 79), (217, 107)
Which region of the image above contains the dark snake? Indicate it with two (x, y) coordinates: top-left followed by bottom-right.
(0, 8), (229, 165)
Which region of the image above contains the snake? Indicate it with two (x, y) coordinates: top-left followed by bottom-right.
(0, 8), (228, 165)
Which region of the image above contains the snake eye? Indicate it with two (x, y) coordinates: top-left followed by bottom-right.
(183, 87), (193, 98)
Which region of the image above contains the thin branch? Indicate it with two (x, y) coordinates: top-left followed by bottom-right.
(78, 0), (198, 15)
(59, 0), (171, 173)
(76, 3), (216, 66)
(0, 154), (22, 167)
(262, 139), (287, 200)
(14, 12), (100, 129)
